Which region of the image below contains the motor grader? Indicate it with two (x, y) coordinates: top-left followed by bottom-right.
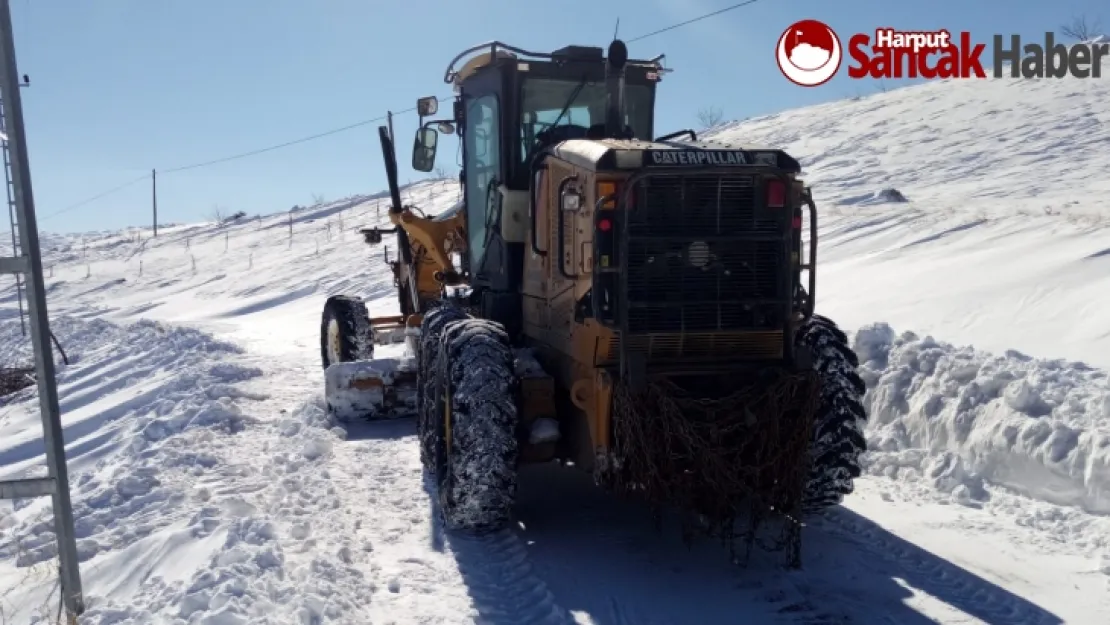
(320, 39), (867, 554)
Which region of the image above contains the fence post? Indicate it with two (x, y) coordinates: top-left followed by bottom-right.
(152, 168), (158, 237)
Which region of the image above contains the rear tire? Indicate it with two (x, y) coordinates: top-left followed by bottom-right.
(431, 317), (519, 532)
(320, 295), (373, 369)
(797, 315), (868, 512)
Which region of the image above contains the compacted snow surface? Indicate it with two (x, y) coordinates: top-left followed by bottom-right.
(1, 72), (1108, 624)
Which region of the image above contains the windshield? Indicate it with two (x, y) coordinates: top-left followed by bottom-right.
(520, 77), (653, 163)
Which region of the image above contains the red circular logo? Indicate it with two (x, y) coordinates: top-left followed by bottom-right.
(776, 20), (843, 87)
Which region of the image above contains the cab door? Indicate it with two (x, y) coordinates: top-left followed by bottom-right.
(460, 72), (504, 285)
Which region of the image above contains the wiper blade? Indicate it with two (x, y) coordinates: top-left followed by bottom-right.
(530, 74), (590, 154)
(549, 74), (589, 130)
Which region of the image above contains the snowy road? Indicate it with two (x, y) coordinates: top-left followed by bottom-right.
(7, 321), (1080, 624)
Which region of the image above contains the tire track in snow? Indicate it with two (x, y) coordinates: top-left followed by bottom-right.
(445, 527), (577, 625)
(815, 508), (1061, 625)
(752, 573), (871, 625)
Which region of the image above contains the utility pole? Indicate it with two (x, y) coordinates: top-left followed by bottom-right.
(0, 0), (84, 617)
(1, 97), (24, 336)
(151, 168), (157, 237)
(387, 110), (395, 143)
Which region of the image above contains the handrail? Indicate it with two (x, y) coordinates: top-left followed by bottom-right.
(443, 41), (665, 84)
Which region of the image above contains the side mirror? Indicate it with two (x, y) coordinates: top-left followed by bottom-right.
(417, 96), (438, 117)
(412, 127), (438, 172)
(437, 122), (456, 135)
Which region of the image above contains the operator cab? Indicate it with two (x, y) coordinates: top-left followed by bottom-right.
(409, 42), (668, 301)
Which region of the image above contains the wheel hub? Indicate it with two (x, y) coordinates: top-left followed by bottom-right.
(326, 319), (343, 365)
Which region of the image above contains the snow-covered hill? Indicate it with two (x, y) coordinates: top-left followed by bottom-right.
(704, 75), (1110, 368)
(1, 72), (1109, 624)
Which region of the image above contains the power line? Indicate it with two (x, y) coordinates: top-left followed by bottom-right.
(159, 109), (413, 174)
(39, 1), (762, 222)
(160, 95), (456, 175)
(40, 174), (149, 221)
(39, 98), (449, 222)
(628, 0), (762, 42)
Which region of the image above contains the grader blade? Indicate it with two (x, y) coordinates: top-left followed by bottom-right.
(324, 323), (420, 423)
(323, 358), (417, 422)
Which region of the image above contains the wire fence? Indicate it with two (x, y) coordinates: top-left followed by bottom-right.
(18, 178), (461, 283)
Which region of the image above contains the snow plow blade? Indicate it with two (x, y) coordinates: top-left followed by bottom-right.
(324, 358), (417, 422)
(323, 318), (421, 422)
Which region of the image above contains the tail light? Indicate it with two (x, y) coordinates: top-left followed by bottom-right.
(597, 180), (634, 210)
(766, 179), (786, 208)
(593, 182), (622, 325)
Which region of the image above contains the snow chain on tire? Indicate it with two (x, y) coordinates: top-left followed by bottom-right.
(432, 317), (520, 532)
(795, 314), (868, 512)
(417, 304), (468, 468)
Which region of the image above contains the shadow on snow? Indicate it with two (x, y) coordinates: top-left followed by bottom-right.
(426, 462), (1062, 625)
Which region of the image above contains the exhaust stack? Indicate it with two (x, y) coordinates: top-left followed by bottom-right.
(604, 39), (628, 139)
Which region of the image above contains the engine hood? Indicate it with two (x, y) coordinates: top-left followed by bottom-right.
(547, 137), (801, 174)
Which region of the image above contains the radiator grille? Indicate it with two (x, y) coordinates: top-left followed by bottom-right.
(629, 175), (780, 236)
(622, 174), (788, 335)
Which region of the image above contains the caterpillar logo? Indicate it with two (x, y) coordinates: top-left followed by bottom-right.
(649, 150), (748, 166)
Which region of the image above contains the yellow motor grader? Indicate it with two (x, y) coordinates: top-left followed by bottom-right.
(320, 39), (867, 554)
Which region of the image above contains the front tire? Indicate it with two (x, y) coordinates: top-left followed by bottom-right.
(797, 314), (868, 512)
(320, 295), (373, 369)
(431, 317), (519, 532)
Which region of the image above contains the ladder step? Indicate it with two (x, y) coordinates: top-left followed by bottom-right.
(0, 255), (27, 274)
(0, 477), (55, 499)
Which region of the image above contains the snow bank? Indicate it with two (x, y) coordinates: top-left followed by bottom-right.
(72, 397), (364, 625)
(856, 323), (1110, 514)
(0, 316), (270, 622)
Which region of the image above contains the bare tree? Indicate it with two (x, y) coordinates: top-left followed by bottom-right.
(697, 106), (724, 129)
(311, 192), (326, 206)
(208, 204), (225, 223)
(1061, 15), (1104, 41)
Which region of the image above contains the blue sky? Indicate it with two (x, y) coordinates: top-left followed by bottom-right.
(9, 0), (1105, 234)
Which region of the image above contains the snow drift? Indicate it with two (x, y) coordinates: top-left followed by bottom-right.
(855, 324), (1110, 516)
